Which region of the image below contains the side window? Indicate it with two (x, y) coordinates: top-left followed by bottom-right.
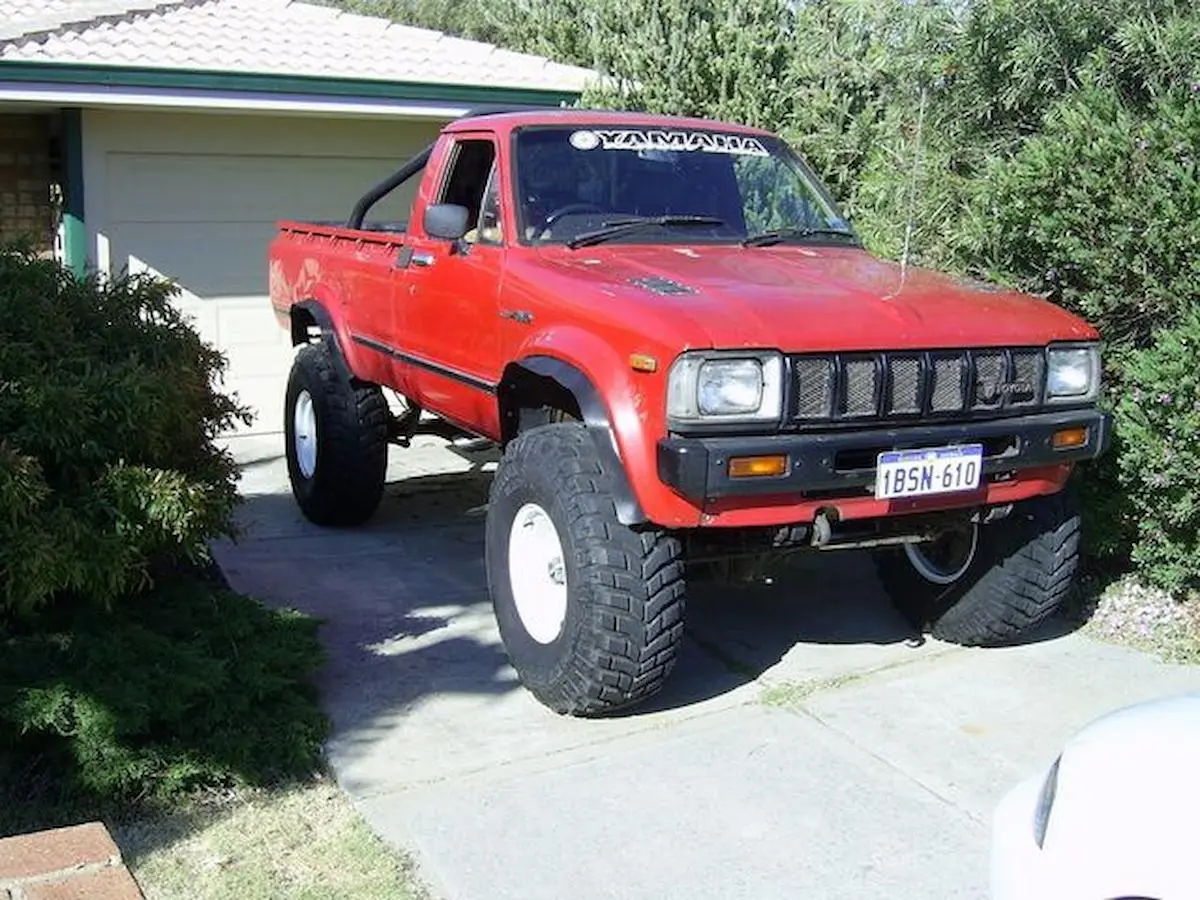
(476, 165), (503, 245)
(439, 138), (497, 234)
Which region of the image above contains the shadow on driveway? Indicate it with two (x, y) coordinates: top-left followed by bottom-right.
(219, 457), (1083, 748)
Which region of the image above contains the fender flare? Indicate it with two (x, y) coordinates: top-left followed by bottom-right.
(290, 299), (353, 382)
(503, 355), (646, 526)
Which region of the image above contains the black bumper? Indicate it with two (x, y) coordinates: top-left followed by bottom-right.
(657, 408), (1111, 504)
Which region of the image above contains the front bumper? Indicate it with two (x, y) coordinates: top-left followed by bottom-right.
(657, 408), (1110, 504)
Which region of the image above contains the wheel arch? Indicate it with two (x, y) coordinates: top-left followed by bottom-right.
(499, 356), (646, 525)
(289, 298), (339, 345)
(289, 298), (355, 382)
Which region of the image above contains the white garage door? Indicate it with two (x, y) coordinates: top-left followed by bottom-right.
(85, 110), (441, 437)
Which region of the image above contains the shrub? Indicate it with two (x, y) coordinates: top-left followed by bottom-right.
(1103, 314), (1200, 594)
(0, 574), (327, 832)
(0, 246), (250, 617)
(953, 82), (1200, 348)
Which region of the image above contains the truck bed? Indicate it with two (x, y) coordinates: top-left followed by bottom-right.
(281, 219), (408, 235)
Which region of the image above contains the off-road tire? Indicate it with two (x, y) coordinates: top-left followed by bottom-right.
(486, 423), (686, 716)
(285, 342), (388, 526)
(874, 491), (1081, 646)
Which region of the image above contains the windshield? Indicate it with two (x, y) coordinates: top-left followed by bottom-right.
(513, 126), (855, 247)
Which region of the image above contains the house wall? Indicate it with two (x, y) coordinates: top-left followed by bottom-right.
(0, 113), (55, 252)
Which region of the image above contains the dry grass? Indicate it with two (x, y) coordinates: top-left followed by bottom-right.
(1077, 574), (1200, 665)
(114, 777), (429, 900)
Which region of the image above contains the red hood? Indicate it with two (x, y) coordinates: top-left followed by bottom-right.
(520, 244), (1096, 351)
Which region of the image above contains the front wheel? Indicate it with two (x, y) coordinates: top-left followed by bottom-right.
(874, 491), (1081, 646)
(486, 423), (686, 716)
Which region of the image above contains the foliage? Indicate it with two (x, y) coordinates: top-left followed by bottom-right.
(947, 0), (1200, 138)
(580, 0), (797, 130)
(0, 246), (249, 617)
(0, 574), (326, 834)
(952, 69), (1200, 351)
(1104, 314), (1200, 594)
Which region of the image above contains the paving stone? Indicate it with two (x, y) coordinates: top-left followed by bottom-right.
(21, 866), (143, 900)
(0, 825), (118, 883)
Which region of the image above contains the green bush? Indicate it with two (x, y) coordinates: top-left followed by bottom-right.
(0, 575), (326, 832)
(954, 82), (1200, 348)
(0, 246), (249, 617)
(1103, 315), (1200, 594)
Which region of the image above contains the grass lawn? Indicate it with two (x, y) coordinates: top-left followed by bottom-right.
(116, 777), (428, 900)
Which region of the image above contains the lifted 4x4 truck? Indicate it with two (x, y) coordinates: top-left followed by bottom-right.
(268, 108), (1110, 716)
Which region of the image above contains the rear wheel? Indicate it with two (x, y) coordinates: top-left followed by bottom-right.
(875, 491), (1081, 645)
(486, 423), (686, 716)
(285, 342), (388, 526)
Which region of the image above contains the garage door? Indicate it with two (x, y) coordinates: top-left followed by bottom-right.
(90, 111), (438, 437)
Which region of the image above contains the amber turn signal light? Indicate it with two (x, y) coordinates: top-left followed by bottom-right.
(1052, 426), (1089, 449)
(728, 455), (788, 478)
(629, 353), (658, 373)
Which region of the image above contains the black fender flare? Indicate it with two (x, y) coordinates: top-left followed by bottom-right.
(502, 356), (646, 526)
(291, 299), (353, 382)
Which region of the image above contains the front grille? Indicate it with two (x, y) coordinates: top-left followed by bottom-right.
(931, 353), (966, 411)
(886, 355), (922, 414)
(788, 347), (1046, 427)
(842, 357), (878, 417)
(794, 357), (834, 418)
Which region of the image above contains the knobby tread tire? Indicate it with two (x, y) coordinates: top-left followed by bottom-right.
(875, 491), (1081, 646)
(486, 423), (686, 716)
(285, 341), (388, 527)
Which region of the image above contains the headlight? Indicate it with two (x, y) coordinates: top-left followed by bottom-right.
(667, 352), (783, 423)
(1046, 344), (1100, 402)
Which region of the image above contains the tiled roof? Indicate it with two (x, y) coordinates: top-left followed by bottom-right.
(0, 0), (594, 93)
(0, 1), (179, 42)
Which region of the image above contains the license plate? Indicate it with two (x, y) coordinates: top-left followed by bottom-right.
(875, 444), (983, 500)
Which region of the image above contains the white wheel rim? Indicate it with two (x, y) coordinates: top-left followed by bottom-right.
(508, 503), (568, 644)
(905, 524), (979, 585)
(294, 389), (318, 479)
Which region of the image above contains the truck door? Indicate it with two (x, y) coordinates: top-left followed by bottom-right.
(398, 134), (505, 437)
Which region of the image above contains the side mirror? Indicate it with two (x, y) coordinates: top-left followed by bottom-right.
(424, 203), (470, 241)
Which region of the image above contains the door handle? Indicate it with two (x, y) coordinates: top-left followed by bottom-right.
(394, 247), (436, 269)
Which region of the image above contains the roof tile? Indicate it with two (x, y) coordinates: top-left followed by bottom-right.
(0, 0), (593, 92)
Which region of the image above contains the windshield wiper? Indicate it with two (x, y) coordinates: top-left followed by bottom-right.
(565, 215), (727, 250)
(741, 227), (858, 248)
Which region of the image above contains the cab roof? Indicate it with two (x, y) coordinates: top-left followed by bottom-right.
(444, 106), (775, 138)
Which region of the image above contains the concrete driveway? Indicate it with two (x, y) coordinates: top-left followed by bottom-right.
(214, 435), (1200, 900)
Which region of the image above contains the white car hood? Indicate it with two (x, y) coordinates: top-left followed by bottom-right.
(1042, 692), (1200, 898)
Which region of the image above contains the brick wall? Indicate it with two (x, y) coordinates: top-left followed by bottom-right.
(0, 114), (55, 253)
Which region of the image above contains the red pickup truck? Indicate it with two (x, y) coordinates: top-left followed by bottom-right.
(268, 108), (1109, 716)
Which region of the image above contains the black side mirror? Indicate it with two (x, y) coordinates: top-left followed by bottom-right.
(424, 203), (470, 241)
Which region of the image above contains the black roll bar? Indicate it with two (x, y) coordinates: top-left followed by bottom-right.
(346, 105), (548, 229)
